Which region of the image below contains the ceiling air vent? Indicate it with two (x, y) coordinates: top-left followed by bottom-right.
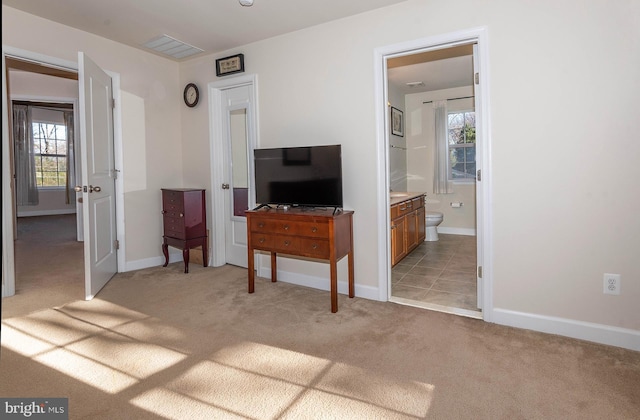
(143, 35), (203, 60)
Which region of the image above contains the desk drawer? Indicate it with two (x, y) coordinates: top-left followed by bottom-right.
(250, 218), (328, 238)
(300, 238), (330, 259)
(251, 234), (275, 250)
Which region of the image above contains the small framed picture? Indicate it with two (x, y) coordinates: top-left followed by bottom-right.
(391, 107), (404, 137)
(216, 54), (245, 77)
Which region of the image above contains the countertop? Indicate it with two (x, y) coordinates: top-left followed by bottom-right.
(389, 192), (425, 206)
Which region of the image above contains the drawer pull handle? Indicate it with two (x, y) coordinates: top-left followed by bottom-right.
(283, 224), (290, 231)
(311, 227), (318, 233)
(259, 238), (265, 243)
(161, 210), (166, 214)
(284, 240), (290, 246)
(312, 244), (318, 249)
(400, 206), (406, 211)
(179, 213), (184, 218)
(258, 222), (265, 228)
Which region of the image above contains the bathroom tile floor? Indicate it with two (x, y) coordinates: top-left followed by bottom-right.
(391, 233), (479, 313)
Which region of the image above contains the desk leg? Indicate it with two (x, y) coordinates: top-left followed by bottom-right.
(330, 259), (338, 313)
(182, 248), (190, 273)
(202, 237), (208, 267)
(162, 242), (169, 267)
(271, 252), (277, 282)
(248, 247), (255, 293)
(348, 250), (355, 298)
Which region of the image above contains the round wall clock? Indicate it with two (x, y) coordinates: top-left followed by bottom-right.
(183, 83), (199, 107)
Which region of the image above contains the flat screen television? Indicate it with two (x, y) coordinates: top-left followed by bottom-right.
(254, 144), (343, 209)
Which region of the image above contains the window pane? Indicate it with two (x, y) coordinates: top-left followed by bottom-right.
(447, 110), (477, 181)
(465, 146), (475, 162)
(56, 140), (67, 154)
(32, 121), (68, 188)
(448, 128), (464, 145)
(448, 113), (463, 128)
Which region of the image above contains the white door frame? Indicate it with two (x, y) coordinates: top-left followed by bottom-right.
(208, 74), (259, 267)
(373, 27), (494, 322)
(1, 45), (126, 298)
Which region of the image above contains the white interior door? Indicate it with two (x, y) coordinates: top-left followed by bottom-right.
(222, 85), (254, 267)
(78, 52), (117, 299)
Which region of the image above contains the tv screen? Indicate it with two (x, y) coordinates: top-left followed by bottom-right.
(254, 145), (343, 208)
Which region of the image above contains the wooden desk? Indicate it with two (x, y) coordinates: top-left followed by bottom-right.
(246, 207), (354, 313)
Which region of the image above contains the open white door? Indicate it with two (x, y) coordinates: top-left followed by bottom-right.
(78, 52), (117, 300)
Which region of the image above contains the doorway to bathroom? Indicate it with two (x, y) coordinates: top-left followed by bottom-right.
(374, 28), (493, 321)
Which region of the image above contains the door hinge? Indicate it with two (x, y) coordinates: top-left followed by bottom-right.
(475, 72), (479, 85)
(477, 169), (481, 181)
(111, 169), (120, 179)
(112, 98), (116, 109)
(114, 239), (120, 250)
(477, 266), (483, 278)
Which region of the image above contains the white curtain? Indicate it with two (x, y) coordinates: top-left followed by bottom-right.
(64, 110), (75, 204)
(433, 100), (453, 194)
(13, 104), (39, 205)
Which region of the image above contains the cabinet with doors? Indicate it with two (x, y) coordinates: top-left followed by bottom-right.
(391, 194), (426, 267)
(161, 188), (208, 273)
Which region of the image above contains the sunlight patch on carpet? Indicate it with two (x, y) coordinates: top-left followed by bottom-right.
(210, 341), (331, 385)
(35, 348), (138, 393)
(129, 341), (435, 418)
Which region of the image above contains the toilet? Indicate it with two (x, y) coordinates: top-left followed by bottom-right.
(425, 212), (443, 241)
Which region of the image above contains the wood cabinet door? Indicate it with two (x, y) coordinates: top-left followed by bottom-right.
(391, 216), (407, 266)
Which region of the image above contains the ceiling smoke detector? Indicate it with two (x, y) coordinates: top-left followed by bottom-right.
(239, 0), (254, 6)
(406, 81), (425, 88)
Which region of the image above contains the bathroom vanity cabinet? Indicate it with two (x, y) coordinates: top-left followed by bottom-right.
(390, 193), (426, 266)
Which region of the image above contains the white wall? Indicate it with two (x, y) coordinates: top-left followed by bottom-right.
(178, 0), (640, 341)
(3, 6), (183, 266)
(3, 0), (638, 347)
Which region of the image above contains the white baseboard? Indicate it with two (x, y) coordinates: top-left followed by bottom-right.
(257, 267), (379, 301)
(124, 251), (183, 272)
(17, 209), (76, 217)
(437, 226), (476, 236)
(493, 308), (640, 351)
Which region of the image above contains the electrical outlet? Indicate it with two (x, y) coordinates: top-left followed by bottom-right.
(603, 273), (621, 295)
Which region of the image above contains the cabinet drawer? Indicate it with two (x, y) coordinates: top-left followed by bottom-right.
(272, 235), (301, 254)
(251, 234), (275, 250)
(163, 209), (184, 218)
(163, 217), (185, 237)
(163, 191), (184, 209)
(300, 238), (330, 258)
(250, 218), (328, 238)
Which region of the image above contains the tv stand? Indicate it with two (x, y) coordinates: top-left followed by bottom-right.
(246, 207), (354, 313)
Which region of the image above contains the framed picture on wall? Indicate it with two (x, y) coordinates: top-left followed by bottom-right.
(391, 107), (404, 137)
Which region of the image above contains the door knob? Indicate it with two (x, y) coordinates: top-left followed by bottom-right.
(74, 186), (83, 192)
(221, 183), (230, 190)
(89, 185), (101, 193)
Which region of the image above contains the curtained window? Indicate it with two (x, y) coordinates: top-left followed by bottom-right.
(13, 101), (76, 205)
